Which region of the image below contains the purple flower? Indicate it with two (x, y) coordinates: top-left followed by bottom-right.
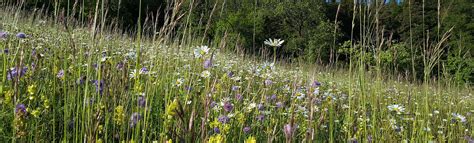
(130, 112), (141, 128)
(264, 79), (273, 86)
(266, 94), (277, 101)
(7, 66), (28, 80)
(276, 102), (283, 108)
(256, 114), (265, 121)
(312, 80), (321, 87)
(257, 103), (264, 111)
(235, 94), (242, 101)
(350, 138), (358, 143)
(76, 76), (86, 85)
(116, 62), (124, 70)
(464, 136), (473, 143)
(227, 71), (234, 77)
(243, 126), (251, 133)
(140, 67), (149, 74)
(231, 86), (239, 91)
(57, 69), (65, 78)
(16, 32), (27, 39)
(367, 135), (373, 143)
(203, 59), (212, 69)
(218, 115), (230, 124)
(223, 102), (233, 112)
(213, 127), (220, 134)
(0, 31), (8, 39)
(92, 80), (105, 95)
(4, 48), (9, 54)
(210, 101), (217, 108)
(185, 86), (192, 91)
(15, 104), (26, 113)
(138, 96), (146, 107)
(283, 124), (294, 139)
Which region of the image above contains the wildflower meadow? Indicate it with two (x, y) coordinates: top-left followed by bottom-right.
(0, 1), (473, 143)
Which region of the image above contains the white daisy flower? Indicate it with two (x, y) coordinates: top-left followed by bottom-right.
(264, 38), (285, 47)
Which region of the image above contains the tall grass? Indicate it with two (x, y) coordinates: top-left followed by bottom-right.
(0, 1), (472, 143)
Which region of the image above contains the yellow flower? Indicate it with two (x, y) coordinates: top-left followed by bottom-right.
(27, 84), (36, 95)
(114, 106), (125, 125)
(245, 136), (256, 143)
(210, 118), (220, 128)
(208, 134), (223, 143)
(31, 109), (40, 118)
(166, 99), (179, 119)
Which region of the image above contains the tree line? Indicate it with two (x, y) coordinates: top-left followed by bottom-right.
(3, 0), (472, 83)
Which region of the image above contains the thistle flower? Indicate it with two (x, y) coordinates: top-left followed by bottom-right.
(16, 32), (27, 39)
(264, 38), (284, 47)
(223, 102), (233, 112)
(130, 112), (141, 128)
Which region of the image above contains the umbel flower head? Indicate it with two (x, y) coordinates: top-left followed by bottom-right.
(264, 38), (284, 47)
